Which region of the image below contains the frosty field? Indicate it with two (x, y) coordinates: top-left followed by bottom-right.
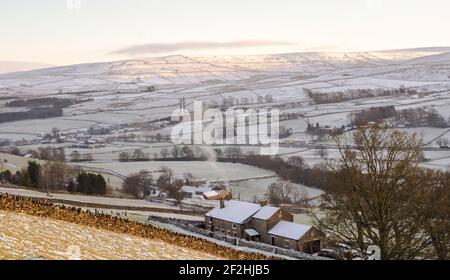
(0, 211), (219, 260)
(74, 161), (275, 182)
(0, 49), (449, 202)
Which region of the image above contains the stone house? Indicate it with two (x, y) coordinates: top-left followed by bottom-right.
(180, 185), (210, 199)
(250, 205), (293, 243)
(268, 221), (325, 254)
(205, 200), (324, 253)
(205, 200), (261, 238)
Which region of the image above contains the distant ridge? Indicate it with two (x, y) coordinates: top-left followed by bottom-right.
(2, 47), (449, 75)
(378, 46), (450, 53)
(0, 61), (54, 75)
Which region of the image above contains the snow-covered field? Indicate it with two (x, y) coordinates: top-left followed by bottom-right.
(1, 49), (449, 139)
(74, 161), (275, 182)
(1, 48), (449, 198)
(232, 177), (324, 202)
(0, 186), (177, 210)
(0, 211), (219, 260)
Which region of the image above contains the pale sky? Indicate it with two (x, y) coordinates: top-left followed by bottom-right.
(1, 0), (449, 65)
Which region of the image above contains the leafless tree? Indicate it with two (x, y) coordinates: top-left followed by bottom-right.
(313, 124), (431, 260)
(436, 138), (449, 148)
(265, 181), (294, 205)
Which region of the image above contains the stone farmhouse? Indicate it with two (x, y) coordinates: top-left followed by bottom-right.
(205, 200), (325, 254)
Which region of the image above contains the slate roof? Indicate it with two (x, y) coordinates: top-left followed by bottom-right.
(252, 206), (279, 220)
(268, 221), (312, 240)
(205, 200), (262, 224)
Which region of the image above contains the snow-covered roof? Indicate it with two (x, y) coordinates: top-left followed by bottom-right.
(180, 185), (210, 194)
(205, 200), (262, 224)
(252, 206), (279, 220)
(244, 228), (260, 237)
(268, 221), (312, 240)
(203, 190), (219, 198)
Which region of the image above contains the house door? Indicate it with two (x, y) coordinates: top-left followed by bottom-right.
(303, 240), (321, 254)
(271, 237), (275, 246)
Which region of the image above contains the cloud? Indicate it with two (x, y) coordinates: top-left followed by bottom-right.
(111, 40), (296, 55)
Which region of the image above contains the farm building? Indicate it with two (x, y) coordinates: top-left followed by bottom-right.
(180, 185), (210, 199)
(205, 200), (325, 253)
(180, 184), (230, 200)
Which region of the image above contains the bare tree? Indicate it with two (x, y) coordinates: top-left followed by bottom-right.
(313, 124), (431, 260)
(122, 170), (153, 198)
(132, 149), (146, 160)
(70, 150), (81, 162)
(317, 146), (328, 158)
(265, 181), (294, 205)
(119, 152), (130, 162)
(436, 138), (449, 148)
(292, 188), (309, 207)
(82, 153), (93, 162)
(287, 156), (306, 169)
(42, 161), (76, 191)
(418, 169), (450, 259)
(170, 146), (180, 158)
(160, 148), (169, 159)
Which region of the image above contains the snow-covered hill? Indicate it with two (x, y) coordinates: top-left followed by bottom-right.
(0, 49), (448, 95)
(0, 48), (449, 142)
(0, 61), (53, 75)
(0, 210), (220, 260)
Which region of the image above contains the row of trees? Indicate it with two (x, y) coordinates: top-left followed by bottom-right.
(70, 151), (94, 162)
(121, 167), (185, 204)
(119, 146), (208, 162)
(0, 161), (107, 195)
(307, 87), (417, 105)
(351, 106), (449, 128)
(5, 97), (89, 109)
(219, 152), (330, 191)
(351, 106), (397, 125)
(206, 95), (274, 110)
(122, 144), (330, 192)
(0, 106), (63, 124)
(8, 146), (66, 162)
(436, 138), (449, 148)
(306, 122), (345, 141)
(396, 108), (449, 128)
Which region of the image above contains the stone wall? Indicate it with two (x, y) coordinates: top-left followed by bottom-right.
(268, 234), (300, 251)
(148, 215), (327, 260)
(0, 194), (271, 260)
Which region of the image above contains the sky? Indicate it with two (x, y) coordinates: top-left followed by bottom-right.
(1, 0), (450, 66)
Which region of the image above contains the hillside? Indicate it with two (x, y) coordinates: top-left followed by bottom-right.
(0, 48), (449, 187)
(0, 210), (220, 260)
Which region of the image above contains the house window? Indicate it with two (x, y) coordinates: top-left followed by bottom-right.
(232, 223), (236, 229)
(208, 217), (213, 223)
(226, 230), (231, 236)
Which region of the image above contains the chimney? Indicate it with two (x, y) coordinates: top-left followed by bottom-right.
(259, 199), (268, 207)
(220, 198), (225, 209)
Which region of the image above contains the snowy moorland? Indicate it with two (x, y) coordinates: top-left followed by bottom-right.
(1, 48), (449, 197)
